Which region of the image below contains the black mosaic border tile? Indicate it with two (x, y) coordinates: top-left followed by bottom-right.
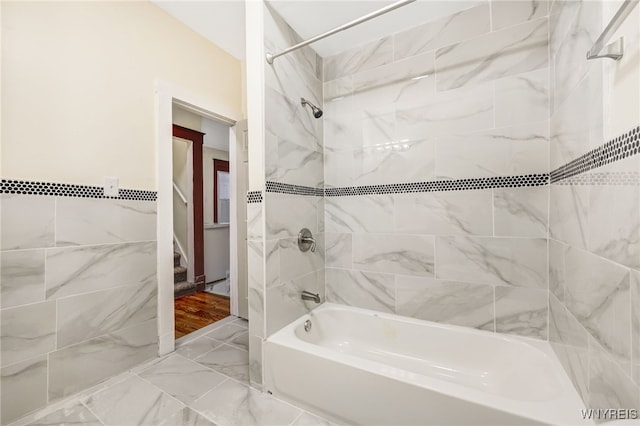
(555, 171), (640, 186)
(324, 174), (549, 197)
(551, 125), (640, 183)
(247, 190), (263, 204)
(265, 181), (323, 197)
(1, 179), (156, 201)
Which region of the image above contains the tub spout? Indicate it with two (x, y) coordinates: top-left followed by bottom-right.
(301, 290), (321, 303)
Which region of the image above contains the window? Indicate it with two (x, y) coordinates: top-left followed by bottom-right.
(214, 159), (230, 224)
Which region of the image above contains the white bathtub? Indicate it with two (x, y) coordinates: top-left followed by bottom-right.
(264, 303), (591, 425)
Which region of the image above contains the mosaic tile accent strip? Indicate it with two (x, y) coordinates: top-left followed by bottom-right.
(324, 174), (549, 197)
(555, 171), (640, 186)
(247, 191), (263, 204)
(265, 181), (324, 197)
(551, 125), (640, 183)
(1, 179), (156, 201)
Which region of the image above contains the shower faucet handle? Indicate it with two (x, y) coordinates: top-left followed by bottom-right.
(298, 228), (316, 253)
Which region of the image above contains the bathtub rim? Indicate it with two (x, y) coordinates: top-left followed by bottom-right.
(265, 302), (590, 426)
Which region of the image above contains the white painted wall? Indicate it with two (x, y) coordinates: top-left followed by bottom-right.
(245, 1), (266, 191)
(204, 146), (231, 282)
(172, 137), (190, 268)
(203, 117), (230, 151)
(1, 1), (242, 190)
(173, 105), (203, 131)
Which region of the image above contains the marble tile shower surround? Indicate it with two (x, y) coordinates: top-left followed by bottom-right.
(253, 3), (326, 389)
(255, 0), (640, 413)
(546, 0), (640, 415)
(6, 317), (333, 426)
(320, 0), (553, 342)
(0, 193), (158, 425)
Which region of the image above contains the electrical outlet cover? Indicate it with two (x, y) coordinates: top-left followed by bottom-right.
(104, 176), (119, 197)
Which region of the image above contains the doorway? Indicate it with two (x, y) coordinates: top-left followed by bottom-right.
(155, 82), (248, 355)
(171, 106), (246, 339)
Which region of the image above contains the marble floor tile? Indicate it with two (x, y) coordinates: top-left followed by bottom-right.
(13, 327), (362, 426)
(84, 375), (184, 426)
(191, 379), (302, 426)
(227, 332), (249, 352)
(292, 412), (339, 426)
(161, 407), (217, 426)
(206, 324), (249, 347)
(138, 355), (227, 405)
(194, 344), (250, 385)
(232, 317), (248, 329)
(28, 402), (102, 426)
(175, 337), (222, 361)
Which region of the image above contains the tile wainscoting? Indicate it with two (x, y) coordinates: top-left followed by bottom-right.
(0, 181), (158, 425)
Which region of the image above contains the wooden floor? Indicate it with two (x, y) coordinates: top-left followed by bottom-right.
(174, 292), (230, 339)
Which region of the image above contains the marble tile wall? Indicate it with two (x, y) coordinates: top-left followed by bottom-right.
(0, 194), (158, 425)
(254, 4), (326, 388)
(548, 0), (640, 415)
(322, 1), (551, 340)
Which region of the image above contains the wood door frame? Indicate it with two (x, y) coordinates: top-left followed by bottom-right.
(173, 124), (206, 287)
(155, 81), (239, 356)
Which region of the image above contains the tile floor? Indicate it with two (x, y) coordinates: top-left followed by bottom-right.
(11, 317), (336, 426)
(204, 279), (230, 297)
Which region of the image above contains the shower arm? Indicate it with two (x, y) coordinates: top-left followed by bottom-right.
(265, 0), (416, 64)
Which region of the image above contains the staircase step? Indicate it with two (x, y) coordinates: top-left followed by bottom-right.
(174, 266), (187, 284)
(174, 281), (197, 299)
(173, 252), (180, 267)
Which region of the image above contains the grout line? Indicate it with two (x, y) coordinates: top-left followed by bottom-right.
(488, 0), (494, 32)
(289, 410), (305, 426)
(81, 399), (107, 426)
(493, 285), (497, 333)
(491, 188), (496, 237)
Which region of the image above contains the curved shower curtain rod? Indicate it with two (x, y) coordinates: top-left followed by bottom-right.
(265, 0), (416, 64)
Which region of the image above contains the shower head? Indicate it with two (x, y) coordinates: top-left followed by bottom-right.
(301, 98), (323, 119)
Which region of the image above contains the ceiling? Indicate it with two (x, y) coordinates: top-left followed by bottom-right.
(268, 1), (481, 57)
(152, 0), (481, 60)
(151, 0), (247, 60)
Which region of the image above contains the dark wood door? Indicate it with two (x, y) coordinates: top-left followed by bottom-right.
(173, 124), (206, 286)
